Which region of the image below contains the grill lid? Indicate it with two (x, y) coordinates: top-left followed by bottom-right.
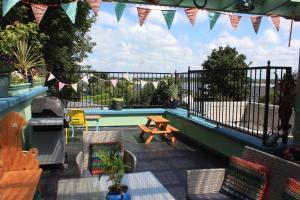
(31, 96), (64, 117)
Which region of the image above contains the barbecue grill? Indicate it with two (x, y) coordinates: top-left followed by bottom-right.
(28, 96), (65, 165)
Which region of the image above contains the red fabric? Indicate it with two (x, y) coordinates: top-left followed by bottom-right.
(287, 178), (300, 195)
(185, 8), (198, 26)
(251, 16), (262, 34)
(137, 7), (151, 26)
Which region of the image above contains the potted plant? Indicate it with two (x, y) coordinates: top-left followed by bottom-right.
(111, 98), (124, 110)
(0, 55), (15, 98)
(167, 83), (179, 108)
(98, 151), (131, 200)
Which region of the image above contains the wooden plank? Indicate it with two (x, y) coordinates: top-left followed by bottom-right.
(147, 116), (169, 123)
(85, 115), (101, 120)
(138, 125), (152, 133)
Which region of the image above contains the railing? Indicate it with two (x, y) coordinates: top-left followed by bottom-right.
(179, 64), (292, 144)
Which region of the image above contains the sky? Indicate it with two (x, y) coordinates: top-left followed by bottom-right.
(81, 3), (300, 73)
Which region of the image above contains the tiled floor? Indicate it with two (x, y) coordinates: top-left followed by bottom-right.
(40, 127), (228, 200)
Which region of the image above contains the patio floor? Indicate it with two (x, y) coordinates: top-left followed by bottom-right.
(39, 126), (228, 200)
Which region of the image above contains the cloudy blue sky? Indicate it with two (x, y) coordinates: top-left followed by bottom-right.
(81, 3), (300, 73)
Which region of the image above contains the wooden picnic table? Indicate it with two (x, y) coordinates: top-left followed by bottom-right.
(139, 116), (179, 144)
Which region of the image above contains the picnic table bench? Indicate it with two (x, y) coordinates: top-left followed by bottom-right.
(139, 116), (179, 144)
(0, 112), (42, 200)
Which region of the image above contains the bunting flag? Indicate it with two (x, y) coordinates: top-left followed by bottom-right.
(58, 82), (66, 91)
(2, 0), (20, 17)
(208, 12), (220, 30)
(115, 3), (126, 22)
(123, 73), (129, 81)
(229, 15), (241, 29)
(152, 81), (158, 89)
(111, 79), (118, 87)
(140, 80), (147, 89)
(251, 16), (262, 34)
(271, 15), (280, 31)
(162, 10), (176, 30)
(87, 0), (101, 16)
(137, 7), (151, 26)
(61, 1), (78, 24)
(71, 83), (78, 91)
(31, 4), (48, 24)
(81, 75), (89, 83)
(47, 73), (56, 81)
(185, 8), (198, 26)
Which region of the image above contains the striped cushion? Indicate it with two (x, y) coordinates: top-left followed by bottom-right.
(282, 178), (300, 200)
(89, 142), (123, 175)
(220, 156), (269, 200)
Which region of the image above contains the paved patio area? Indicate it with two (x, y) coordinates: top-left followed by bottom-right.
(39, 126), (228, 200)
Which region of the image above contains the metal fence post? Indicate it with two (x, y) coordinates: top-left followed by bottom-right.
(263, 61), (271, 145)
(188, 67), (191, 118)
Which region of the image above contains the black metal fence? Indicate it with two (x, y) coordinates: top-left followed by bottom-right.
(57, 64), (292, 144)
(179, 64), (292, 143)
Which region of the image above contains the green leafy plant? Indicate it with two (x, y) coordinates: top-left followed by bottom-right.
(12, 39), (45, 82)
(98, 151), (129, 192)
(167, 83), (179, 101)
(10, 71), (26, 85)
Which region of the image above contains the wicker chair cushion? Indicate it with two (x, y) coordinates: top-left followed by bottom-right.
(89, 142), (123, 175)
(220, 156), (269, 200)
(188, 193), (232, 200)
(282, 178), (300, 200)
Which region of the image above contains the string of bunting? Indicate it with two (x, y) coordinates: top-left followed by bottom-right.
(47, 72), (172, 92)
(2, 0), (282, 32)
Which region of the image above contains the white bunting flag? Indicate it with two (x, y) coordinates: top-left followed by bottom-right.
(152, 81), (158, 89)
(123, 73), (129, 81)
(81, 75), (89, 83)
(140, 80), (147, 89)
(71, 83), (78, 91)
(47, 73), (55, 81)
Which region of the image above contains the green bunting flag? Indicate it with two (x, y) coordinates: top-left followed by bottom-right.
(162, 10), (176, 30)
(208, 12), (220, 30)
(61, 1), (78, 24)
(2, 0), (19, 17)
(115, 3), (126, 22)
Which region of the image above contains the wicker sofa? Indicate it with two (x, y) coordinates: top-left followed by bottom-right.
(186, 146), (300, 200)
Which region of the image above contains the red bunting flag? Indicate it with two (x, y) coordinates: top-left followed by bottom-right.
(229, 15), (241, 29)
(31, 4), (48, 24)
(88, 0), (102, 16)
(185, 8), (198, 26)
(271, 15), (280, 31)
(137, 7), (151, 26)
(251, 16), (262, 34)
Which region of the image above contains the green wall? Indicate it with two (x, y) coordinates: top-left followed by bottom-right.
(165, 113), (245, 157)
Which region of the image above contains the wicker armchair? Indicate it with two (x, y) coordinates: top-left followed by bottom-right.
(186, 146), (300, 200)
(76, 149), (137, 177)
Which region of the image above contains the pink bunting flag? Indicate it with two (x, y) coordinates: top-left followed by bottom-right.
(71, 83), (78, 91)
(58, 82), (66, 91)
(31, 4), (48, 24)
(185, 8), (198, 26)
(88, 0), (102, 16)
(229, 15), (241, 29)
(137, 7), (151, 26)
(271, 15), (280, 31)
(111, 79), (118, 87)
(47, 73), (55, 81)
(251, 16), (262, 34)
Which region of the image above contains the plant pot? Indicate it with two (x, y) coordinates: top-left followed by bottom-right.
(0, 73), (10, 98)
(106, 185), (131, 200)
(169, 100), (178, 109)
(9, 83), (31, 96)
(111, 98), (124, 110)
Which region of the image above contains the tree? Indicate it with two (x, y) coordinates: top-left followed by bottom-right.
(202, 46), (250, 101)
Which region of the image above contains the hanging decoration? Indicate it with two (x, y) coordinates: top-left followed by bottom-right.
(208, 12), (220, 30)
(61, 1), (78, 24)
(111, 79), (118, 87)
(140, 80), (147, 89)
(137, 7), (151, 26)
(2, 0), (19, 17)
(251, 16), (262, 34)
(161, 10), (176, 30)
(152, 81), (158, 89)
(47, 73), (56, 81)
(88, 0), (102, 16)
(229, 14), (241, 29)
(81, 75), (89, 83)
(271, 15), (280, 31)
(58, 82), (66, 91)
(123, 73), (130, 81)
(31, 4), (48, 24)
(115, 2), (126, 22)
(185, 8), (198, 26)
(71, 83), (78, 92)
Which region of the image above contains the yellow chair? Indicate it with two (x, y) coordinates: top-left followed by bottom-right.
(65, 109), (88, 144)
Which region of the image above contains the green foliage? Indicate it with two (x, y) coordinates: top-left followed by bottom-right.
(10, 72), (26, 85)
(0, 55), (15, 73)
(202, 46), (250, 101)
(259, 90), (280, 105)
(98, 151), (129, 190)
(166, 83), (179, 101)
(141, 83), (155, 105)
